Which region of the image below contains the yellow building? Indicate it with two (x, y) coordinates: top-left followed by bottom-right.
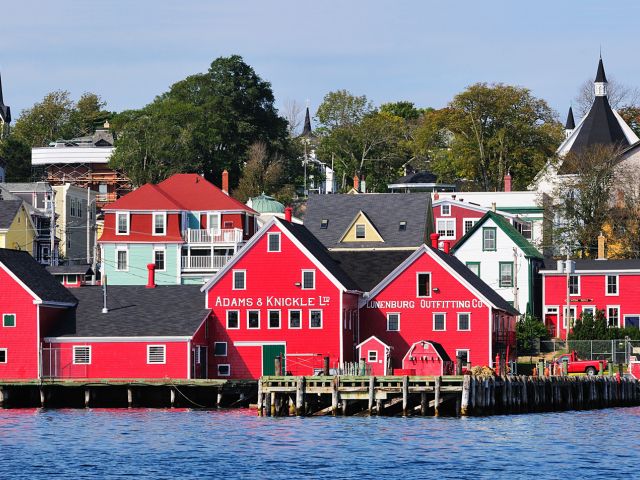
(0, 200), (36, 254)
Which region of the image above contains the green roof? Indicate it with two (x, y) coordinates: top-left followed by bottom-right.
(450, 211), (543, 259)
(249, 193), (284, 214)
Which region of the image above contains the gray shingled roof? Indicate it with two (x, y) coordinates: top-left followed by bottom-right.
(46, 264), (93, 276)
(329, 250), (413, 291)
(541, 258), (640, 272)
(0, 200), (22, 229)
(0, 248), (78, 305)
(1, 182), (52, 193)
(304, 193), (433, 249)
(48, 286), (209, 337)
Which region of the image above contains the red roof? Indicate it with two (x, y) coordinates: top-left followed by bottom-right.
(105, 174), (256, 213)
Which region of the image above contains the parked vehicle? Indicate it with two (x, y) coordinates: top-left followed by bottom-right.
(554, 351), (607, 375)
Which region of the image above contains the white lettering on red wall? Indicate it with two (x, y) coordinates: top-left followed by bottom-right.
(214, 296), (331, 307)
(365, 299), (484, 309)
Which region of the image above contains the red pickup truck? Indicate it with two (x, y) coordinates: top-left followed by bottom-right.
(554, 351), (607, 375)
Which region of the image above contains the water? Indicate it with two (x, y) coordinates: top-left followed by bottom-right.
(0, 408), (638, 479)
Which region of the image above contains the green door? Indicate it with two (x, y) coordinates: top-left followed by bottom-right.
(262, 344), (285, 375)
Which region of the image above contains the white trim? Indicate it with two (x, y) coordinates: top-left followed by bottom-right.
(440, 204), (451, 216)
(147, 344), (166, 364)
(605, 274), (619, 296)
(581, 305), (595, 317)
(207, 212), (221, 231)
(433, 312), (446, 331)
(462, 218), (478, 235)
(152, 212), (167, 236)
(623, 314), (640, 328)
(544, 305), (559, 338)
(0, 262), (43, 303)
(233, 341), (288, 347)
(226, 310), (240, 329)
(214, 341), (228, 357)
(569, 274), (580, 296)
(217, 364), (231, 377)
(232, 269), (246, 290)
(187, 339), (191, 379)
(267, 309), (281, 329)
(153, 246), (166, 272)
(456, 348), (470, 365)
(301, 269), (316, 290)
(436, 218), (456, 240)
(416, 271), (431, 298)
(115, 246), (129, 272)
(457, 312), (471, 331)
(2, 313), (16, 328)
(288, 309), (302, 329)
(386, 312), (400, 331)
(540, 269), (640, 275)
(115, 212), (130, 235)
(72, 345), (92, 365)
(562, 306), (577, 329)
(0, 348), (6, 364)
(267, 232), (281, 252)
(355, 335), (390, 351)
(368, 350), (378, 362)
(44, 336), (191, 343)
(432, 198), (517, 218)
(607, 305), (621, 328)
(247, 310), (260, 329)
(309, 309), (323, 329)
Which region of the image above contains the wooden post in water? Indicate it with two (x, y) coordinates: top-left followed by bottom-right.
(521, 377), (528, 411)
(332, 376), (339, 416)
(461, 375), (471, 416)
(85, 388), (91, 408)
(127, 388), (133, 408)
(257, 381), (264, 416)
(295, 377), (305, 416)
(265, 388), (272, 417)
(39, 388), (45, 408)
(368, 376), (375, 414)
(421, 392), (428, 416)
(434, 376), (441, 417)
(0, 387), (4, 408)
(323, 357), (330, 376)
(470, 377), (476, 410)
(456, 355), (463, 375)
(402, 376), (409, 416)
(170, 388), (176, 408)
(270, 392), (276, 417)
(489, 377), (495, 412)
(275, 355), (282, 377)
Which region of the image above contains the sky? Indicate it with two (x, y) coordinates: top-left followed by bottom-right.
(2, 1), (638, 128)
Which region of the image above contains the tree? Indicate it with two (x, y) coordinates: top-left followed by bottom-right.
(574, 77), (640, 118)
(0, 136), (31, 181)
(233, 142), (288, 202)
(282, 99), (304, 136)
(516, 314), (548, 354)
(618, 105), (640, 138)
(315, 90), (373, 131)
(444, 83), (562, 190)
(71, 92), (110, 136)
(379, 101), (422, 120)
(110, 55), (290, 187)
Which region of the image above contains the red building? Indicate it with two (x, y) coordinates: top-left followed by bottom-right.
(202, 213), (362, 379)
(356, 336), (391, 375)
(542, 259), (640, 339)
(358, 237), (519, 369)
(46, 265), (93, 288)
(401, 340), (452, 376)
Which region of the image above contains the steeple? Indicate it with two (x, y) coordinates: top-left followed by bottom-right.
(0, 72), (10, 124)
(301, 106), (313, 137)
(565, 107), (575, 138)
(594, 56), (608, 97)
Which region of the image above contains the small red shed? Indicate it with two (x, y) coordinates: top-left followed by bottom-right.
(356, 336), (391, 376)
(402, 340), (453, 376)
(46, 265), (93, 288)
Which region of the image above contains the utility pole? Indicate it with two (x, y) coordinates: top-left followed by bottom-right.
(49, 188), (56, 266)
(303, 141), (308, 196)
(565, 251), (571, 342)
(86, 187), (91, 264)
(512, 247), (519, 313)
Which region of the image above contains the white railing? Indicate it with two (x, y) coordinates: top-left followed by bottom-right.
(181, 255), (233, 271)
(183, 228), (243, 244)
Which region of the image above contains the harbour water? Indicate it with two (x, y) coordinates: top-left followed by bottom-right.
(0, 407), (638, 478)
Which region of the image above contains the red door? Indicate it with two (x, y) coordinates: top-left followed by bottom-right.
(545, 312), (558, 337)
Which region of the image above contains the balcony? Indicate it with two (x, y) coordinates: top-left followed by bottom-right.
(181, 255), (233, 271)
(183, 228), (243, 245)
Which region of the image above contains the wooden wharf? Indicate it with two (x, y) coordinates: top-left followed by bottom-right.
(257, 374), (640, 417)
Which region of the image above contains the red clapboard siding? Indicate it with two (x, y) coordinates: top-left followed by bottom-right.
(432, 203), (485, 246)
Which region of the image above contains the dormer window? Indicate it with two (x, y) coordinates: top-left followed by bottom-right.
(153, 213), (166, 235)
(320, 219), (329, 229)
(116, 212), (129, 235)
(399, 221), (407, 231)
(355, 224), (366, 239)
(441, 204), (451, 216)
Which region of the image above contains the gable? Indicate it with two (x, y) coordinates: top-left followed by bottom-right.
(340, 211), (384, 243)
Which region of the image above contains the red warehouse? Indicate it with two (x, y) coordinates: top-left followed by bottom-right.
(542, 258), (640, 339)
(202, 214), (362, 379)
(356, 239), (519, 370)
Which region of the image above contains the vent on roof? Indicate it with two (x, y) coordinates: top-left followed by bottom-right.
(399, 221), (407, 231)
(321, 219), (329, 229)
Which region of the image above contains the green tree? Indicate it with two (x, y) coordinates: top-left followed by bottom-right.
(70, 92), (110, 136)
(379, 101), (422, 120)
(316, 89), (373, 131)
(0, 136), (31, 181)
(516, 314), (548, 353)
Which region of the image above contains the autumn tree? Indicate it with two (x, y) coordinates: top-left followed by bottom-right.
(233, 141), (292, 203)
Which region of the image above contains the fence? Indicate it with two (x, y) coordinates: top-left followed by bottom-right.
(538, 339), (640, 364)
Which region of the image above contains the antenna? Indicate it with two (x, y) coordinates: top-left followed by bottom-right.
(101, 275), (108, 314)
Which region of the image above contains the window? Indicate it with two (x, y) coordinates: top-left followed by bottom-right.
(458, 313), (470, 331)
(368, 350), (378, 362)
(606, 275), (618, 296)
(153, 213), (166, 235)
(0, 349), (6, 363)
(355, 224), (366, 239)
(227, 310), (240, 329)
(147, 345), (166, 364)
(154, 249), (165, 271)
(387, 313), (400, 331)
(217, 364), (231, 376)
(302, 270), (315, 289)
(3, 313), (16, 327)
(463, 219), (477, 234)
(436, 219), (455, 239)
(310, 310), (322, 329)
(233, 270), (246, 290)
(499, 262), (514, 287)
(417, 272), (431, 298)
(563, 306), (576, 328)
(482, 227), (496, 251)
(267, 233), (281, 252)
(268, 310), (281, 329)
(224, 221), (234, 229)
(320, 219), (329, 229)
(466, 262), (480, 277)
(399, 221), (407, 231)
(73, 346), (91, 364)
(66, 274), (78, 284)
(569, 275), (580, 295)
(214, 342), (227, 356)
(247, 310), (260, 329)
(582, 306), (595, 318)
(520, 221), (532, 240)
(441, 204), (451, 216)
(289, 310), (301, 329)
(607, 306), (620, 327)
(456, 349), (469, 364)
(116, 212), (129, 235)
(116, 248), (128, 271)
(433, 313), (446, 331)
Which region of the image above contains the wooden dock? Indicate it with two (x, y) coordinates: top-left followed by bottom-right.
(257, 374), (640, 417)
(0, 379), (257, 409)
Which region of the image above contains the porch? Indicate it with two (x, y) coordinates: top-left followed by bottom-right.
(183, 228), (243, 245)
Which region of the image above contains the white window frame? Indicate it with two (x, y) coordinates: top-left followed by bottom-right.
(456, 349), (470, 364)
(623, 314), (640, 328)
(309, 310), (323, 329)
(116, 212), (130, 235)
(247, 310), (260, 329)
(457, 312), (471, 331)
(441, 204), (451, 216)
(463, 218), (477, 235)
(217, 364), (231, 377)
(207, 212), (221, 232)
(386, 312), (400, 331)
(267, 232), (281, 252)
(368, 350), (378, 362)
(72, 346), (92, 365)
(153, 247), (166, 272)
(568, 275), (580, 296)
(214, 342), (228, 357)
(226, 310), (240, 330)
(606, 275), (619, 296)
(436, 218), (456, 239)
(563, 306), (577, 328)
(0, 348), (6, 364)
(433, 312), (446, 331)
(607, 305), (621, 328)
(268, 309), (281, 330)
(288, 309), (302, 329)
(581, 306), (596, 318)
(152, 212), (167, 236)
(115, 247), (129, 272)
(147, 345), (166, 364)
(2, 313), (16, 328)
(355, 224), (366, 239)
(232, 270), (246, 290)
(302, 270), (316, 290)
(416, 272), (431, 298)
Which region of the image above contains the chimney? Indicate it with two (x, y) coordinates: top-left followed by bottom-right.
(597, 232), (606, 260)
(433, 192), (440, 200)
(504, 172), (512, 192)
(146, 263), (156, 288)
(353, 175), (359, 192)
(430, 233), (440, 249)
(222, 170), (229, 194)
(443, 241), (451, 254)
(284, 207), (293, 223)
(491, 202), (497, 212)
